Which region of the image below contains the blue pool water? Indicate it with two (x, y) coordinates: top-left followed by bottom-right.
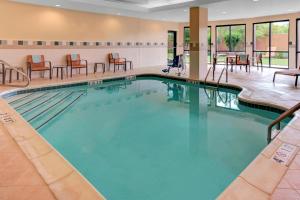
(6, 77), (286, 200)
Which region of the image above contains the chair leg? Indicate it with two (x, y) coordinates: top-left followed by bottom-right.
(50, 69), (52, 80)
(273, 73), (276, 83)
(71, 68), (73, 77)
(9, 69), (12, 83)
(295, 76), (298, 87)
(86, 66), (88, 76)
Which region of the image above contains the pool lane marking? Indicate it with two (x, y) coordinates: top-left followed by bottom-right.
(14, 92), (48, 109)
(27, 92), (74, 122)
(35, 92), (84, 130)
(20, 92), (63, 115)
(8, 93), (34, 104)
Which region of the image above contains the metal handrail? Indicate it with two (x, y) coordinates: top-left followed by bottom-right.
(267, 102), (300, 143)
(204, 66), (213, 84)
(217, 67), (226, 87)
(0, 60), (30, 87)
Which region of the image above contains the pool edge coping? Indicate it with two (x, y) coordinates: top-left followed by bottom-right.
(0, 72), (300, 199)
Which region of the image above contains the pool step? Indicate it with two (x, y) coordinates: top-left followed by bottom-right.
(6, 90), (85, 130)
(34, 92), (85, 130)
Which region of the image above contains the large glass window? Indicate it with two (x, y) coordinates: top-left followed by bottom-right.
(253, 21), (289, 68)
(216, 24), (246, 63)
(168, 31), (177, 65)
(208, 26), (212, 63)
(297, 19), (300, 68)
(183, 26), (212, 64)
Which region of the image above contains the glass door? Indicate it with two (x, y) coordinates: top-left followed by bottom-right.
(253, 20), (289, 68)
(168, 31), (177, 65)
(297, 19), (300, 68)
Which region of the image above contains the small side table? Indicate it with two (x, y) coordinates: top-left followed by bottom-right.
(53, 65), (68, 80)
(94, 63), (106, 73)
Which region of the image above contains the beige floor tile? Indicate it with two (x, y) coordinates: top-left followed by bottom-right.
(18, 134), (52, 159)
(278, 126), (300, 147)
(218, 177), (269, 200)
(49, 171), (104, 200)
(290, 155), (300, 170)
(0, 130), (19, 153)
(271, 188), (300, 200)
(0, 166), (44, 187)
(240, 155), (287, 194)
(31, 150), (73, 184)
(261, 138), (282, 158)
(284, 170), (300, 190)
(0, 186), (55, 200)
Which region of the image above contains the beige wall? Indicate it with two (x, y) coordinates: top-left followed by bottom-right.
(179, 12), (300, 68)
(0, 1), (179, 70)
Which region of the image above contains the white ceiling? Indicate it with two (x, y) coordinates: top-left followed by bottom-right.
(12, 0), (300, 22)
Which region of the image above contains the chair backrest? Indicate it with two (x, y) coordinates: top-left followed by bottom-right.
(67, 54), (81, 66)
(108, 53), (120, 63)
(27, 55), (45, 69)
(236, 54), (249, 64)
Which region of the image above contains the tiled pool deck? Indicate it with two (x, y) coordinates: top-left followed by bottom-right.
(1, 65), (300, 199)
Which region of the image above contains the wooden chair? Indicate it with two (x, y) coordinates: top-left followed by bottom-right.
(27, 55), (52, 80)
(108, 53), (126, 72)
(66, 54), (88, 77)
(236, 54), (250, 73)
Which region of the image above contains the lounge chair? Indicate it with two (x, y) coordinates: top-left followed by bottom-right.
(273, 67), (300, 87)
(162, 55), (184, 75)
(236, 54), (250, 73)
(108, 53), (126, 72)
(27, 55), (52, 80)
(66, 54), (88, 77)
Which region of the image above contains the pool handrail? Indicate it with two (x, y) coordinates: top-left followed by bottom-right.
(0, 60), (30, 87)
(267, 102), (300, 143)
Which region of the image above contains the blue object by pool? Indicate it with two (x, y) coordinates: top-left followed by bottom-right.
(5, 77), (288, 200)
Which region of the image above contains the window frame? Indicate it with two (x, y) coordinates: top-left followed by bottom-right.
(297, 18), (300, 68)
(252, 20), (290, 69)
(215, 24), (247, 53)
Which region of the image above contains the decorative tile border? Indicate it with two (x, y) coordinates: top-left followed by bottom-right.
(0, 39), (168, 49)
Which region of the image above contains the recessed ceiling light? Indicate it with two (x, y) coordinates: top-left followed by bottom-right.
(288, 9), (295, 12)
(117, 13), (121, 15)
(253, 0), (259, 2)
(184, 9), (188, 12)
(221, 11), (227, 14)
(55, 4), (61, 7)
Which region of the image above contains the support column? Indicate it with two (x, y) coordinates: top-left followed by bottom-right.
(189, 7), (208, 80)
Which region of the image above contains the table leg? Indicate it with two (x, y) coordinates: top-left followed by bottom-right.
(61, 68), (63, 80)
(56, 68), (59, 78)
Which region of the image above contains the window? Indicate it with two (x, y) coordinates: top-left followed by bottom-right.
(216, 24), (246, 63)
(253, 21), (289, 68)
(297, 19), (300, 68)
(168, 31), (177, 65)
(183, 26), (212, 63)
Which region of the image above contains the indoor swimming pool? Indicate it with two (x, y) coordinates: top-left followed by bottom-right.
(4, 76), (288, 200)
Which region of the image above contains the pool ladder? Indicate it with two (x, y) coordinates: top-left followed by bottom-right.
(267, 102), (300, 143)
(204, 55), (228, 87)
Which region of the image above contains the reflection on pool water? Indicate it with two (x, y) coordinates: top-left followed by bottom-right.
(6, 77), (287, 200)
